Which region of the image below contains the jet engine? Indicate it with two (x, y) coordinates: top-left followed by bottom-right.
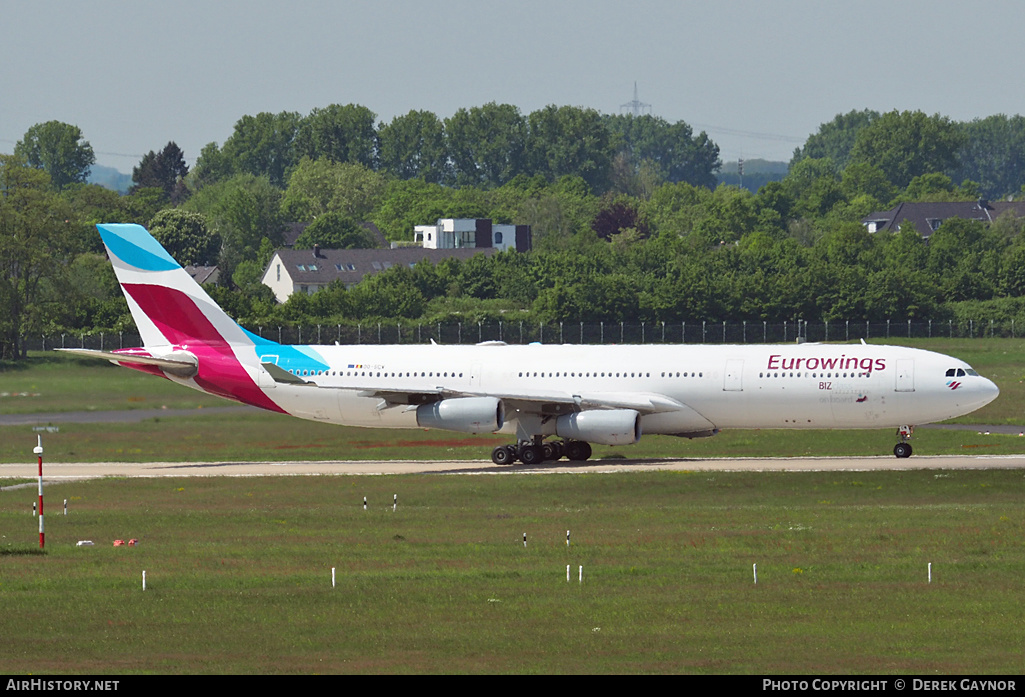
(416, 397), (504, 434)
(556, 409), (641, 445)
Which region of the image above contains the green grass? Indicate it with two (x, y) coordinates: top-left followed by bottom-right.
(2, 471), (1024, 673)
(2, 410), (1025, 463)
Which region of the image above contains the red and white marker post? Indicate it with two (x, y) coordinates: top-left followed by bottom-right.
(33, 436), (44, 549)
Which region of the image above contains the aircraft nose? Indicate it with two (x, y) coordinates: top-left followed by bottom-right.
(984, 377), (1000, 403)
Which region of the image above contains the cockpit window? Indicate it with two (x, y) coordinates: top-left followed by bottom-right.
(966, 368), (979, 376)
(946, 368), (956, 377)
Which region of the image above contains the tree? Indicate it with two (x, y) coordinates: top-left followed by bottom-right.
(293, 212), (375, 249)
(219, 111), (302, 187)
(148, 209), (219, 266)
(848, 110), (965, 189)
(184, 173), (284, 284)
(378, 110), (451, 183)
(605, 114), (721, 189)
(445, 103), (528, 187)
(132, 142), (189, 203)
(953, 114), (1025, 199)
(294, 103), (378, 168)
(790, 109), (879, 171)
(0, 156), (76, 357)
(527, 105), (615, 192)
(14, 121), (95, 191)
(591, 195), (648, 241)
(281, 158), (385, 222)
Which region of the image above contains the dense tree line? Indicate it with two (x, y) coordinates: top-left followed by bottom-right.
(8, 104), (1025, 358)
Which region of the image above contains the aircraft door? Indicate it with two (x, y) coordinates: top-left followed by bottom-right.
(895, 358), (915, 392)
(724, 359), (744, 391)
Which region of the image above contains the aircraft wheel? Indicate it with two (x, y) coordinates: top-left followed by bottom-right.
(565, 441), (592, 461)
(893, 442), (913, 459)
(519, 445), (543, 465)
(491, 445), (515, 465)
(542, 442), (560, 461)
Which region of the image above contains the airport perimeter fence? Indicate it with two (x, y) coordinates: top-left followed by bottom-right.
(24, 318), (1024, 352)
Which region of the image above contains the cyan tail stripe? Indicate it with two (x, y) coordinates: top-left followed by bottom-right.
(98, 223), (181, 272)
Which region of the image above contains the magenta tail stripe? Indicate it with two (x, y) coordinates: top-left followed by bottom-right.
(122, 283), (286, 414)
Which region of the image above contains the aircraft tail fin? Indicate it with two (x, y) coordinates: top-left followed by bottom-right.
(97, 223), (264, 350)
(96, 224), (287, 412)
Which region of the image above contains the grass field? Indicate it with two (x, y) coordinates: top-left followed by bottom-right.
(2, 339), (1025, 463)
(2, 471), (1024, 674)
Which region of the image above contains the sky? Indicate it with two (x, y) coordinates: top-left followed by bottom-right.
(3, 0), (1025, 174)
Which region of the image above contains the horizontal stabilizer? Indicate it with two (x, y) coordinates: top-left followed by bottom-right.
(56, 348), (198, 378)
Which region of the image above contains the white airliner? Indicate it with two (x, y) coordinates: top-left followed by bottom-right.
(60, 224), (1000, 463)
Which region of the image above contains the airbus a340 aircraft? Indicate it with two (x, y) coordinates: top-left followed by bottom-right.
(61, 224), (1000, 464)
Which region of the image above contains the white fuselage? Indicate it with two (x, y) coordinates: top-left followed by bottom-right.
(169, 342), (998, 437)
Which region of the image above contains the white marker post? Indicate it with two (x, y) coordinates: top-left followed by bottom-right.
(579, 565), (583, 583)
(332, 567), (336, 588)
(393, 494), (397, 513)
(64, 499), (67, 516)
(567, 565), (570, 582)
(363, 496), (367, 511)
(566, 530), (570, 547)
(753, 563), (758, 584)
(523, 532), (527, 548)
(33, 436), (43, 549)
(928, 562), (932, 584)
(142, 570), (146, 591)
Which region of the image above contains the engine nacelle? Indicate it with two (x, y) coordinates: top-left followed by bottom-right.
(416, 397), (504, 434)
(556, 409), (641, 446)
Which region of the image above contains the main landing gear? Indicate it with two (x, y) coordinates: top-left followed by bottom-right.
(893, 425), (914, 459)
(491, 439), (592, 465)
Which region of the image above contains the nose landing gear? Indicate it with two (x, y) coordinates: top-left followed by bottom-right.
(893, 425), (914, 458)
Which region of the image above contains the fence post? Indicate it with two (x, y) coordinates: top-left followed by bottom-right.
(783, 321), (787, 343)
(702, 321), (706, 343)
(641, 322), (645, 344)
(908, 319), (911, 338)
(743, 320), (747, 343)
